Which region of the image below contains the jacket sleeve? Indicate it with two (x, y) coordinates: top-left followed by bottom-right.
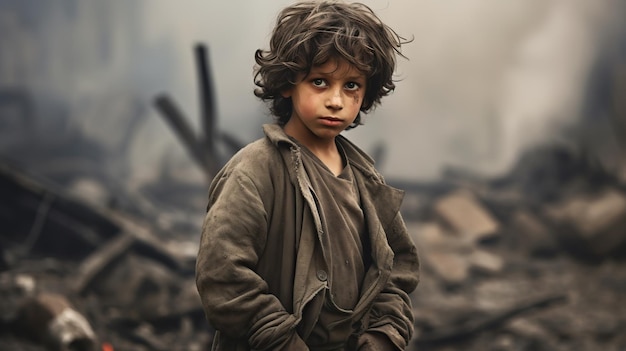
(362, 212), (420, 350)
(195, 168), (307, 350)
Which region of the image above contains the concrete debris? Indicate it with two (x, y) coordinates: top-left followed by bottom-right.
(426, 251), (471, 285)
(412, 221), (504, 285)
(433, 189), (500, 242)
(467, 249), (505, 274)
(13, 293), (96, 351)
(545, 187), (626, 257)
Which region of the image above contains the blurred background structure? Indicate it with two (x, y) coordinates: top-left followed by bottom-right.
(2, 0), (626, 185)
(1, 1), (626, 351)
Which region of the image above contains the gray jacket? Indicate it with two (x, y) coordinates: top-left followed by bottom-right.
(196, 124), (420, 350)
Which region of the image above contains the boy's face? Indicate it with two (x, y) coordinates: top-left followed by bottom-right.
(282, 58), (366, 147)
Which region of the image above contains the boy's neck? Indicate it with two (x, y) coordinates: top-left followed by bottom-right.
(289, 134), (344, 176)
(311, 142), (344, 176)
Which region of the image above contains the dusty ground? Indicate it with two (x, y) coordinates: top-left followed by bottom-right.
(2, 217), (625, 351)
(407, 223), (626, 351)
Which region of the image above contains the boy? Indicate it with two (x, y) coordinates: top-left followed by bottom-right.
(195, 1), (420, 350)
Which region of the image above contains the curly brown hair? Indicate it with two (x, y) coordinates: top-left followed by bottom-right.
(254, 1), (409, 129)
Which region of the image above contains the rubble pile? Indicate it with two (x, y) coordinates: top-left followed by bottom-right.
(402, 143), (626, 351)
(1, 140), (626, 351)
(0, 160), (210, 351)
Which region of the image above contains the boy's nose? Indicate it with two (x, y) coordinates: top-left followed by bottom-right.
(325, 89), (343, 110)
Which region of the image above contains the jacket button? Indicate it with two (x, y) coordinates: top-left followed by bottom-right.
(316, 270), (328, 281)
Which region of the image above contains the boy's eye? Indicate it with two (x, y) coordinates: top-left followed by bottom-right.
(345, 82), (360, 91)
(312, 79), (327, 87)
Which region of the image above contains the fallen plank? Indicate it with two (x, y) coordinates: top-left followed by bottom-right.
(1, 159), (184, 273)
(414, 294), (568, 347)
(72, 233), (135, 295)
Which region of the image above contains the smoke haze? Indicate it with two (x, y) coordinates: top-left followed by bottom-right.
(1, 0), (625, 183)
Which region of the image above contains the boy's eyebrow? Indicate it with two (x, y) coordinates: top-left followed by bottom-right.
(309, 70), (366, 81)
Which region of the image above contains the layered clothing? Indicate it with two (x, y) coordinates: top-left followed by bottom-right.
(196, 124), (420, 351)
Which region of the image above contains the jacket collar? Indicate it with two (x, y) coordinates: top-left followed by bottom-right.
(262, 124), (381, 181)
(263, 122), (403, 225)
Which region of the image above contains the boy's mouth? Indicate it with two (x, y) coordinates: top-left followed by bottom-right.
(319, 116), (343, 126)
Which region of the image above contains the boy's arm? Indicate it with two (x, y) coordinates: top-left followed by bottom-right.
(195, 170), (307, 351)
(360, 212), (420, 351)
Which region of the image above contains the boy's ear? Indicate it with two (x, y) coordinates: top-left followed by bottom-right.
(281, 88), (292, 98)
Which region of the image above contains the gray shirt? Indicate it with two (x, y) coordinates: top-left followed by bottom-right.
(299, 143), (370, 350)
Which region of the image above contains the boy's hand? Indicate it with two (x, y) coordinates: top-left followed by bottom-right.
(278, 332), (310, 351)
(356, 332), (398, 351)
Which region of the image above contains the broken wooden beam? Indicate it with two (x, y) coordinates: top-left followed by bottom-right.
(194, 44), (218, 164)
(153, 94), (212, 178)
(0, 161), (116, 260)
(72, 233), (135, 295)
(414, 294), (568, 347)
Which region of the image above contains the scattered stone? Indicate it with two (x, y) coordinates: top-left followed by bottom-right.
(425, 251), (471, 286)
(411, 221), (473, 252)
(434, 190), (500, 242)
(545, 187), (626, 257)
